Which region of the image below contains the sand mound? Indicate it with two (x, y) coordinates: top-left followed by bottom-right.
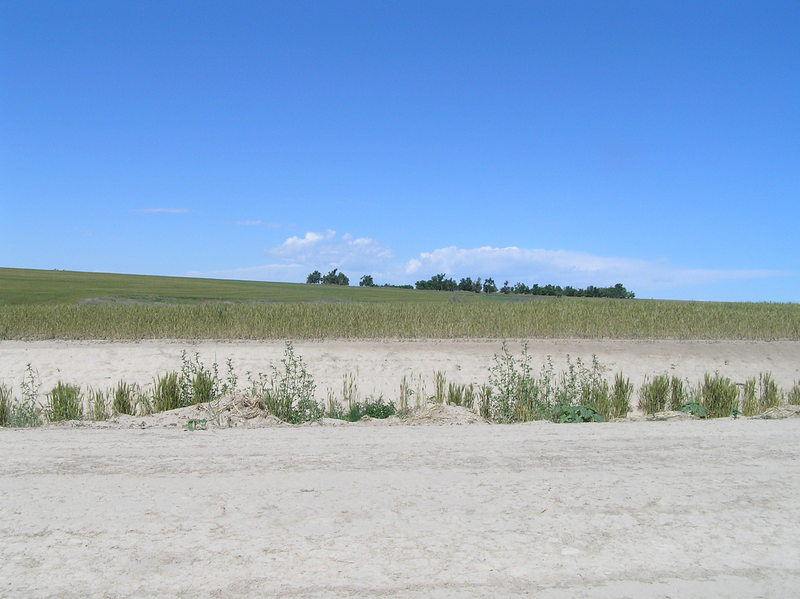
(404, 404), (488, 425)
(754, 405), (800, 419)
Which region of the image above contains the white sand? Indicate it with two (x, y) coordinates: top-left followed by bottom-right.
(2, 420), (799, 598)
(3, 339), (800, 597)
(2, 339), (799, 405)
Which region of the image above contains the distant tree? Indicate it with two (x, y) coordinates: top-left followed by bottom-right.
(322, 269), (349, 286)
(359, 274), (376, 287)
(306, 270), (322, 284)
(482, 278), (497, 294)
(512, 282), (530, 295)
(500, 280), (511, 294)
(458, 277), (474, 292)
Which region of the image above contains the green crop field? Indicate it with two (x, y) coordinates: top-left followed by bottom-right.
(0, 267), (454, 305)
(1, 267), (798, 340)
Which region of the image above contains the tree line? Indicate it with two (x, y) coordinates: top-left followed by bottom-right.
(306, 269), (634, 298)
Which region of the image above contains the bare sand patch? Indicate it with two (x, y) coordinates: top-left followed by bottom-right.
(2, 420), (799, 598)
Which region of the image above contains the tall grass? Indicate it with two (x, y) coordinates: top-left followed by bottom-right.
(0, 384), (11, 426)
(697, 373), (740, 418)
(638, 375), (670, 415)
(1, 299), (798, 340)
(113, 381), (136, 416)
(47, 382), (83, 422)
(153, 372), (181, 413)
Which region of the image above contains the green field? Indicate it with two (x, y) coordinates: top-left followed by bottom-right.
(0, 267), (453, 305)
(1, 267), (798, 340)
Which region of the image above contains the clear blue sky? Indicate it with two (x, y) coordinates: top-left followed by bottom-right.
(2, 0), (798, 301)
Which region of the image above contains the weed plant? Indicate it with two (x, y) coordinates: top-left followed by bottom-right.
(610, 374), (633, 419)
(669, 377), (688, 411)
(0, 384), (11, 426)
(89, 388), (108, 421)
(113, 381), (136, 416)
(47, 382), (83, 422)
(248, 341), (320, 423)
(788, 382), (800, 405)
(433, 371), (446, 404)
(9, 364), (43, 427)
(639, 375), (670, 414)
(697, 373), (739, 418)
(398, 375), (412, 412)
(488, 343), (546, 422)
(742, 372), (782, 415)
(153, 372), (181, 412)
(344, 396), (397, 421)
(552, 404), (604, 423)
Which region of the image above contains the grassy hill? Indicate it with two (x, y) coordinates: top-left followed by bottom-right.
(0, 267), (462, 305)
(1, 267), (797, 340)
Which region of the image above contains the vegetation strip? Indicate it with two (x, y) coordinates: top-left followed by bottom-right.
(2, 343), (798, 428)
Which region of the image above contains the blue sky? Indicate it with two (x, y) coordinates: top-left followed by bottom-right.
(2, 1), (798, 301)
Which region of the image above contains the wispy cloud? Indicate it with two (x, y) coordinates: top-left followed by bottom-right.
(405, 245), (786, 289)
(134, 208), (190, 214)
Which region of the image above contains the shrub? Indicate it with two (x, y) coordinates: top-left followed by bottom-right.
(48, 382), (82, 422)
(697, 373), (739, 418)
(639, 375), (670, 414)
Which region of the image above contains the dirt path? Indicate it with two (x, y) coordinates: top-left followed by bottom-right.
(2, 420), (799, 598)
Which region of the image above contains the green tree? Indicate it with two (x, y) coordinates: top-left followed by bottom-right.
(359, 274), (376, 287)
(306, 270), (322, 284)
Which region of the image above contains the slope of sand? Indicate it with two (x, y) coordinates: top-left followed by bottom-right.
(2, 420), (799, 598)
(2, 339), (799, 406)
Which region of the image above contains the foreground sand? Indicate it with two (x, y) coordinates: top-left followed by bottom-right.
(2, 339), (799, 405)
(2, 420), (799, 598)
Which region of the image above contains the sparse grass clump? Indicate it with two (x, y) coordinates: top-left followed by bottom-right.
(638, 375), (670, 415)
(153, 372), (181, 413)
(89, 389), (108, 421)
(741, 372), (782, 416)
(788, 382), (800, 405)
(610, 374), (633, 419)
(697, 373), (739, 418)
(47, 382), (82, 422)
(113, 381), (137, 416)
(0, 384), (12, 426)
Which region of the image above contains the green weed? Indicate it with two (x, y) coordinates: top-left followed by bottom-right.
(639, 375), (670, 414)
(697, 373), (739, 418)
(47, 382), (83, 422)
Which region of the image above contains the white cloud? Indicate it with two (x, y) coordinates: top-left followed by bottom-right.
(270, 230), (392, 272)
(187, 232), (787, 293)
(404, 245), (784, 289)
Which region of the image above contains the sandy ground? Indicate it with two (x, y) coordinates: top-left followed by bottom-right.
(2, 339), (800, 405)
(2, 420), (799, 598)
